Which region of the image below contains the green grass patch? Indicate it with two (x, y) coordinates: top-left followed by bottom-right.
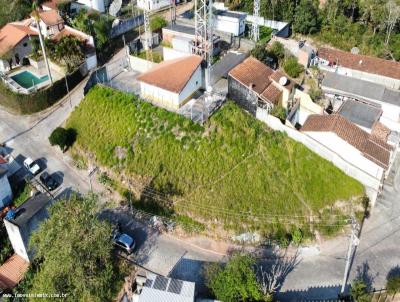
(135, 51), (163, 63)
(67, 86), (364, 236)
(13, 181), (31, 207)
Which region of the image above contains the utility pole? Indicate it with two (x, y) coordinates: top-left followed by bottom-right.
(65, 75), (72, 108)
(251, 0), (260, 42)
(143, 2), (153, 62)
(340, 215), (360, 295)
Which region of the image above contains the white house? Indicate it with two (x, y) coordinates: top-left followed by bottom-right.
(137, 55), (203, 111)
(4, 193), (52, 262)
(301, 114), (394, 179)
(137, 0), (171, 12)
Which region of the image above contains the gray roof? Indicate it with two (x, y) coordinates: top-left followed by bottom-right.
(337, 99), (382, 129)
(215, 10), (247, 20)
(211, 51), (248, 85)
(163, 24), (195, 36)
(321, 72), (400, 106)
(138, 274), (195, 302)
(8, 193), (51, 228)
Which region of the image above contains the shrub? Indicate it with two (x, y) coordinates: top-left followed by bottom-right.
(204, 254), (262, 302)
(291, 228), (303, 245)
(350, 280), (371, 302)
(270, 105), (287, 121)
(49, 127), (77, 152)
(269, 41), (285, 61)
(387, 276), (400, 294)
(150, 16), (167, 32)
(283, 57), (304, 78)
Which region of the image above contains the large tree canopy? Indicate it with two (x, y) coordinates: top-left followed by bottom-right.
(29, 194), (116, 302)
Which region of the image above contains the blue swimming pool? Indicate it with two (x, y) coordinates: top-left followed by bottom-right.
(11, 71), (49, 89)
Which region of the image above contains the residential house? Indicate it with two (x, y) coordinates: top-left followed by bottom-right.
(321, 72), (400, 131)
(301, 114), (394, 179)
(133, 272), (195, 302)
(0, 22), (38, 72)
(137, 55), (203, 111)
(228, 57), (295, 115)
(4, 193), (52, 262)
(0, 6), (96, 74)
(314, 47), (400, 89)
(77, 0), (110, 13)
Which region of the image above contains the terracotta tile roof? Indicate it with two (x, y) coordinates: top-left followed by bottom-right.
(260, 83), (282, 104)
(229, 57), (274, 95)
(318, 47), (400, 80)
(270, 70), (295, 91)
(0, 254), (29, 290)
(137, 55), (202, 93)
(37, 10), (63, 26)
(302, 114), (392, 169)
(229, 57), (295, 105)
(371, 122), (390, 142)
(0, 23), (37, 56)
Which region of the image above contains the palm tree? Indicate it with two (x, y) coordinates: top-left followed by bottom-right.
(32, 0), (53, 84)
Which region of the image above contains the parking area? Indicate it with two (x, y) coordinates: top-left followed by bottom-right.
(106, 70), (141, 95)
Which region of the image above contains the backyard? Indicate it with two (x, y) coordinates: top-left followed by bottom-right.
(66, 86), (364, 240)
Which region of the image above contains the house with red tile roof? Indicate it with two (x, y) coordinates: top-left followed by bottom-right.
(314, 47), (400, 89)
(302, 114), (394, 177)
(227, 57), (295, 115)
(137, 55), (203, 111)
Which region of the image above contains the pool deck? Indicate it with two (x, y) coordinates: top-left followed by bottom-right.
(5, 65), (64, 94)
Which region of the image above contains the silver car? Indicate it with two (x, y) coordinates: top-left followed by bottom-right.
(112, 226), (136, 254)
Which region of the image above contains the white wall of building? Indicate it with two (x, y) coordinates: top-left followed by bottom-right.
(4, 221), (29, 262)
(137, 0), (170, 11)
(139, 65), (202, 111)
(215, 15), (245, 36)
(129, 55), (158, 72)
(77, 0), (106, 12)
(163, 47), (191, 61)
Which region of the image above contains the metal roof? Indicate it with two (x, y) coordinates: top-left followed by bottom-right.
(215, 10), (247, 20)
(163, 24), (195, 36)
(138, 273), (195, 302)
(337, 99), (382, 129)
(321, 72), (400, 106)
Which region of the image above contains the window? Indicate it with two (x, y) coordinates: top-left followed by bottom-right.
(196, 81), (198, 85)
(23, 43), (28, 47)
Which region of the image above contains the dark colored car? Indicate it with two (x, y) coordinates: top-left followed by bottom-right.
(39, 172), (60, 191)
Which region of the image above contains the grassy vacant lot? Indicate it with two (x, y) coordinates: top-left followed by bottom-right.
(67, 86), (364, 238)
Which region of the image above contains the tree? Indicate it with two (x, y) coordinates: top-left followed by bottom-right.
(0, 50), (14, 70)
(384, 0), (400, 45)
(49, 127), (76, 151)
(150, 16), (167, 32)
(283, 57), (304, 78)
(350, 279), (371, 302)
(54, 36), (85, 71)
(293, 0), (319, 34)
(29, 194), (116, 302)
(269, 41), (285, 62)
(204, 254), (263, 302)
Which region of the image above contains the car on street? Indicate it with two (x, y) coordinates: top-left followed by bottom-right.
(23, 157), (40, 175)
(112, 224), (136, 254)
(39, 172), (60, 191)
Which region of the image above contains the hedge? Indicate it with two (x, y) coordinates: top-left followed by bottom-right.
(0, 66), (85, 114)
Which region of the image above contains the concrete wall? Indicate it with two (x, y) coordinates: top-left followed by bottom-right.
(0, 175), (12, 208)
(178, 65), (202, 103)
(163, 47), (191, 61)
(110, 15), (144, 38)
(215, 16), (245, 36)
(77, 0), (106, 12)
(137, 0), (170, 11)
(85, 53), (98, 70)
(228, 76), (258, 115)
(256, 109), (383, 204)
(4, 220), (29, 262)
(129, 55), (158, 73)
(317, 63), (400, 90)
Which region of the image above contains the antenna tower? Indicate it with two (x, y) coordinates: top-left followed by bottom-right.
(251, 0), (260, 42)
(144, 3), (153, 62)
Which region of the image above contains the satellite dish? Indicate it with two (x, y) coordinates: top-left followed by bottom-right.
(351, 47), (360, 54)
(112, 18), (121, 28)
(109, 0), (122, 17)
(279, 76), (288, 86)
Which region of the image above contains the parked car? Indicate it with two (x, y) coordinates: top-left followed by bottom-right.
(23, 158), (40, 175)
(112, 225), (136, 254)
(39, 172), (60, 191)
